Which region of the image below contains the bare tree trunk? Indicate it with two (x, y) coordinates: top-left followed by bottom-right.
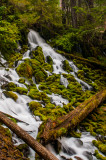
(86, 0), (94, 8)
(0, 111), (59, 160)
(40, 89), (106, 145)
(70, 0), (77, 28)
(62, 0), (66, 25)
(86, 0), (94, 22)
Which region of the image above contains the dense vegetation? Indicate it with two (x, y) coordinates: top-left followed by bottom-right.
(0, 0), (106, 160)
(0, 0), (106, 61)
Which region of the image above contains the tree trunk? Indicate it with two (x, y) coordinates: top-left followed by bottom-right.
(0, 112), (59, 160)
(62, 0), (66, 25)
(40, 89), (106, 145)
(86, 0), (94, 8)
(70, 0), (77, 28)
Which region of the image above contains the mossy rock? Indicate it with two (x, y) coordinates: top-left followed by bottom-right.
(29, 101), (42, 112)
(92, 140), (106, 155)
(63, 60), (73, 73)
(77, 70), (85, 79)
(18, 78), (25, 84)
(94, 150), (106, 160)
(46, 56), (53, 65)
(8, 53), (23, 68)
(43, 63), (53, 72)
(16, 61), (32, 79)
(1, 82), (17, 91)
(62, 73), (76, 82)
(28, 89), (42, 100)
(16, 87), (28, 95)
(3, 91), (18, 101)
(34, 69), (48, 84)
(32, 47), (45, 64)
(28, 89), (50, 104)
(20, 45), (28, 54)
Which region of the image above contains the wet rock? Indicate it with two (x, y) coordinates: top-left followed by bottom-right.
(74, 139), (83, 147)
(83, 151), (93, 160)
(51, 140), (61, 154)
(62, 145), (76, 156)
(74, 156), (83, 160)
(61, 156), (73, 160)
(4, 75), (12, 81)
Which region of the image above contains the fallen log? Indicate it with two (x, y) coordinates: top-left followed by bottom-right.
(0, 111), (29, 125)
(57, 50), (106, 70)
(40, 89), (106, 145)
(0, 111), (59, 160)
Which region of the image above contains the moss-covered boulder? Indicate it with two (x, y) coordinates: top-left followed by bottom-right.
(34, 69), (48, 84)
(30, 59), (48, 83)
(3, 91), (18, 101)
(94, 150), (106, 160)
(46, 56), (53, 65)
(16, 61), (32, 79)
(32, 47), (45, 64)
(16, 87), (28, 95)
(92, 140), (106, 155)
(18, 78), (25, 84)
(29, 101), (42, 112)
(43, 63), (53, 73)
(63, 60), (73, 73)
(1, 82), (17, 91)
(28, 89), (50, 104)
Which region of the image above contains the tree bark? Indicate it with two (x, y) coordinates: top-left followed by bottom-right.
(40, 89), (106, 145)
(62, 0), (66, 25)
(70, 0), (77, 28)
(0, 111), (59, 160)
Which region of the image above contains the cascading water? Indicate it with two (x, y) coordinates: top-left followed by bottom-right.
(0, 30), (101, 160)
(28, 30), (92, 90)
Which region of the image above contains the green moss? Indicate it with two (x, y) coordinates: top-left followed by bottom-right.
(69, 130), (81, 138)
(32, 47), (45, 64)
(81, 103), (106, 136)
(43, 63), (53, 72)
(16, 61), (32, 79)
(1, 82), (17, 91)
(63, 60), (73, 73)
(92, 140), (106, 155)
(77, 70), (85, 80)
(20, 45), (28, 54)
(34, 69), (48, 84)
(8, 53), (23, 68)
(29, 101), (42, 112)
(46, 56), (53, 65)
(94, 150), (106, 160)
(3, 91), (18, 101)
(28, 89), (50, 104)
(28, 89), (42, 100)
(18, 78), (25, 84)
(56, 127), (67, 137)
(16, 87), (28, 95)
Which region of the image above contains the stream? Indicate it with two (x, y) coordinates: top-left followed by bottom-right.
(0, 30), (100, 160)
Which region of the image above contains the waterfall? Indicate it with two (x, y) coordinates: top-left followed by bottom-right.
(0, 30), (100, 160)
(28, 30), (92, 90)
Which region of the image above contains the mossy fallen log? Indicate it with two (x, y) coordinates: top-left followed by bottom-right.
(40, 89), (106, 145)
(57, 51), (106, 70)
(0, 111), (59, 160)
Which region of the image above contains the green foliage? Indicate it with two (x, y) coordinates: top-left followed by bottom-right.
(0, 20), (19, 59)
